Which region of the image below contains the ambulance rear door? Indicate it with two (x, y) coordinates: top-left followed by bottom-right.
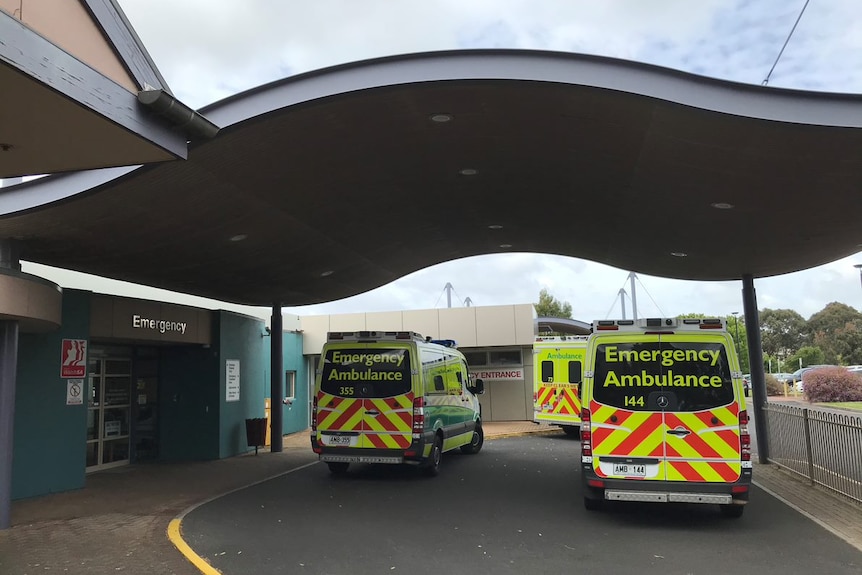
(588, 333), (742, 484)
(533, 339), (584, 426)
(316, 343), (414, 451)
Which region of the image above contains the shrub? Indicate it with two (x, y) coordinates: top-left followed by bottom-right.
(803, 367), (862, 403)
(764, 374), (783, 396)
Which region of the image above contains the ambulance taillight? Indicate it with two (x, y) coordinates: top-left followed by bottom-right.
(412, 397), (425, 435)
(311, 395), (318, 432)
(580, 408), (592, 457)
(739, 409), (751, 461)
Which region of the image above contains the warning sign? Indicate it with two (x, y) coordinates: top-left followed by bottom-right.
(66, 379), (84, 406)
(61, 339), (87, 378)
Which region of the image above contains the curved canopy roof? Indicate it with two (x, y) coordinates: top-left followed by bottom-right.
(2, 49), (861, 307)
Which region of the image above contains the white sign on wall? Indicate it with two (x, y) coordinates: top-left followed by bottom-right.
(226, 359), (241, 402)
(470, 369), (524, 381)
(66, 379), (84, 406)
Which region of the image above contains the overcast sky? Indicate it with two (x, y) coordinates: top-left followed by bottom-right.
(20, 1), (862, 323)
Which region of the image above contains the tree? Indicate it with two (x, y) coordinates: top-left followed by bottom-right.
(534, 288), (572, 319)
(758, 308), (807, 360)
(785, 346), (825, 370)
(808, 302), (862, 364)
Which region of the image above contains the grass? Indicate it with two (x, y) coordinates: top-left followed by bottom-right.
(816, 402), (862, 412)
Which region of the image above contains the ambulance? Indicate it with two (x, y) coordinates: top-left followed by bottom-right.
(533, 335), (589, 435)
(311, 331), (485, 476)
(580, 318), (752, 518)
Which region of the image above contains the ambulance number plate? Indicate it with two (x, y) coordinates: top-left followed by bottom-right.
(323, 434), (357, 447)
(613, 463), (646, 477)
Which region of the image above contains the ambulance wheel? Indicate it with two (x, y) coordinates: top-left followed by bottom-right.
(327, 462), (349, 475)
(583, 494), (603, 511)
(720, 504), (745, 518)
(423, 436), (443, 476)
(461, 424), (484, 454)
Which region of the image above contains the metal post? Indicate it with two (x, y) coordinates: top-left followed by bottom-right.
(618, 288), (627, 320)
(270, 304), (283, 453)
(854, 264), (862, 291)
(628, 272), (638, 321)
(802, 408), (815, 486)
(742, 275), (769, 463)
(0, 320), (20, 529)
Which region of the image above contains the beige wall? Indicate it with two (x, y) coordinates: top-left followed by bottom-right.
(298, 304), (538, 421)
(299, 304), (536, 355)
(1, 0), (138, 92)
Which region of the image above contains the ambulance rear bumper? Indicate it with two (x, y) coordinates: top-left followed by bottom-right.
(583, 468), (752, 505)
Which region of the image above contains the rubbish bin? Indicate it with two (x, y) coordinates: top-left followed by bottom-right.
(245, 418), (268, 455)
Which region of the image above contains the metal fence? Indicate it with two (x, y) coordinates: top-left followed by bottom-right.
(763, 402), (862, 503)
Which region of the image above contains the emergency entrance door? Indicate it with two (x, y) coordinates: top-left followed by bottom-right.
(86, 358), (132, 470)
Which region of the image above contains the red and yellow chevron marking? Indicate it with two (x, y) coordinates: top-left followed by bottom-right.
(590, 399), (742, 482)
(663, 407), (741, 482)
(361, 393), (414, 449)
(316, 394), (364, 435)
(536, 385), (581, 423)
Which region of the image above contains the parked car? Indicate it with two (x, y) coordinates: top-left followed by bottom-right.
(791, 365), (837, 391)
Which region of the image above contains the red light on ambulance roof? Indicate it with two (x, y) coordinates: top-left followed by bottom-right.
(329, 332), (344, 339)
(396, 332), (412, 339)
(644, 331), (674, 335)
(699, 324), (723, 329)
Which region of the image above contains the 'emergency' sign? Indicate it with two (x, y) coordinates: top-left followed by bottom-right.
(61, 339), (87, 378)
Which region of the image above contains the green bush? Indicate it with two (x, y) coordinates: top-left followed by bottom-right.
(764, 374), (783, 396)
(803, 367), (862, 402)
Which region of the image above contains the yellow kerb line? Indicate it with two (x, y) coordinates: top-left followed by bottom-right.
(168, 518), (223, 575)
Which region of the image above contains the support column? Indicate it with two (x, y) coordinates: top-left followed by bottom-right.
(270, 304), (283, 453)
(0, 320), (20, 529)
(742, 274), (769, 463)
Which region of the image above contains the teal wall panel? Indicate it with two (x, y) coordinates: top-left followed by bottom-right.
(159, 343), (220, 461)
(218, 312), (268, 458)
(281, 331), (309, 435)
(12, 290), (89, 500)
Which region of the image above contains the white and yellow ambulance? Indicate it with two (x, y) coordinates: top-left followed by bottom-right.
(533, 335), (589, 435)
(311, 331), (484, 476)
(580, 318), (752, 517)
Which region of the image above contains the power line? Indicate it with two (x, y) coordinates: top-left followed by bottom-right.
(762, 0), (811, 86)
(635, 276), (667, 317)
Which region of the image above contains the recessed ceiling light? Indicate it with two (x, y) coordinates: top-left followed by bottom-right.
(499, 244), (512, 249)
(488, 224), (503, 230)
(430, 114), (452, 123)
(670, 252), (687, 257)
(320, 270), (334, 277)
(711, 202), (734, 209)
(459, 168), (478, 176)
(229, 234), (248, 242)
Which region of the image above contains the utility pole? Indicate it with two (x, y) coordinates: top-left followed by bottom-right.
(444, 282), (454, 308)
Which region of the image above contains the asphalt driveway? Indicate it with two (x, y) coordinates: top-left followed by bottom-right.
(182, 434), (862, 575)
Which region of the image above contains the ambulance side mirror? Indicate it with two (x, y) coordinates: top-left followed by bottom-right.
(470, 378), (485, 395)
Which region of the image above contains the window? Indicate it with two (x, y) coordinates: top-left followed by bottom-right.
(464, 349), (523, 367)
(320, 347), (411, 398)
(488, 349), (521, 365)
(284, 370), (296, 399)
